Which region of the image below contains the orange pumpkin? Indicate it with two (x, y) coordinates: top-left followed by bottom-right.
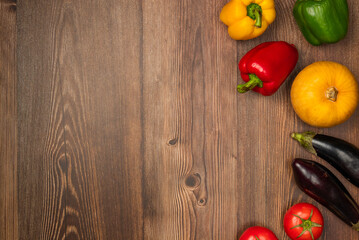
(291, 61), (359, 128)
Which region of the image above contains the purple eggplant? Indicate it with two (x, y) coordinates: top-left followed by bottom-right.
(292, 158), (359, 231)
(291, 131), (359, 187)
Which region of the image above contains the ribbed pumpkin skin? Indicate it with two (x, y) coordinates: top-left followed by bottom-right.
(291, 61), (359, 128)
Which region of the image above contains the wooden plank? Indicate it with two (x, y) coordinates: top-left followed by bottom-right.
(0, 0), (17, 239)
(272, 1), (359, 239)
(17, 0), (110, 238)
(16, 0), (359, 239)
(17, 0), (144, 239)
(17, 0), (67, 238)
(70, 0), (145, 239)
(141, 0), (239, 239)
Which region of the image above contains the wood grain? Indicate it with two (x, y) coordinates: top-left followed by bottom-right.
(0, 0), (17, 239)
(8, 0), (359, 239)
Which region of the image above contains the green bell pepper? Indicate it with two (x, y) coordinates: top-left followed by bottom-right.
(293, 0), (349, 46)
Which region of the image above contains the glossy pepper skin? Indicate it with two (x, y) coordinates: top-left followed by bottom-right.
(237, 41), (299, 96)
(293, 0), (349, 46)
(220, 0), (276, 40)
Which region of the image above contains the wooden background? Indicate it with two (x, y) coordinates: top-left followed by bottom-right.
(1, 0), (359, 239)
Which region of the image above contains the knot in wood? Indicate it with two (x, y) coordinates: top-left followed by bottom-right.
(197, 198), (207, 206)
(184, 173), (201, 190)
(167, 137), (178, 146)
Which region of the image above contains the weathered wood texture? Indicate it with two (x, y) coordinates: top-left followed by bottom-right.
(4, 0), (359, 239)
(0, 0), (17, 239)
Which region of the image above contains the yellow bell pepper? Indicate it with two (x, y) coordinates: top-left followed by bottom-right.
(220, 0), (276, 40)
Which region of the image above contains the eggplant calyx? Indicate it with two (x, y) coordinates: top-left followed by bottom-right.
(291, 131), (317, 155)
(352, 222), (359, 232)
(291, 209), (322, 240)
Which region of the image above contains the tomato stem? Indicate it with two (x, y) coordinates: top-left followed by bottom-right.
(291, 209), (322, 240)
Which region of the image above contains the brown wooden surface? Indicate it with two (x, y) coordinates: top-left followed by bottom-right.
(0, 0), (17, 239)
(1, 0), (359, 239)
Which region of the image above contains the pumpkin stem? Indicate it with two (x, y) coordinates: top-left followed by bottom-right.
(326, 87), (338, 102)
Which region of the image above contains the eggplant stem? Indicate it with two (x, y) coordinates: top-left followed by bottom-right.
(291, 132), (317, 155)
(353, 222), (359, 231)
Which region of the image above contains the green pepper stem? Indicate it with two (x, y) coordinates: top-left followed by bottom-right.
(254, 10), (262, 28)
(237, 74), (263, 94)
(291, 131), (317, 155)
(247, 3), (262, 28)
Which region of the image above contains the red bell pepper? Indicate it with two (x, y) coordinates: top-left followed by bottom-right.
(237, 41), (298, 96)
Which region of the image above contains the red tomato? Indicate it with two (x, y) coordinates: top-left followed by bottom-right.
(284, 203), (324, 240)
(239, 226), (278, 240)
